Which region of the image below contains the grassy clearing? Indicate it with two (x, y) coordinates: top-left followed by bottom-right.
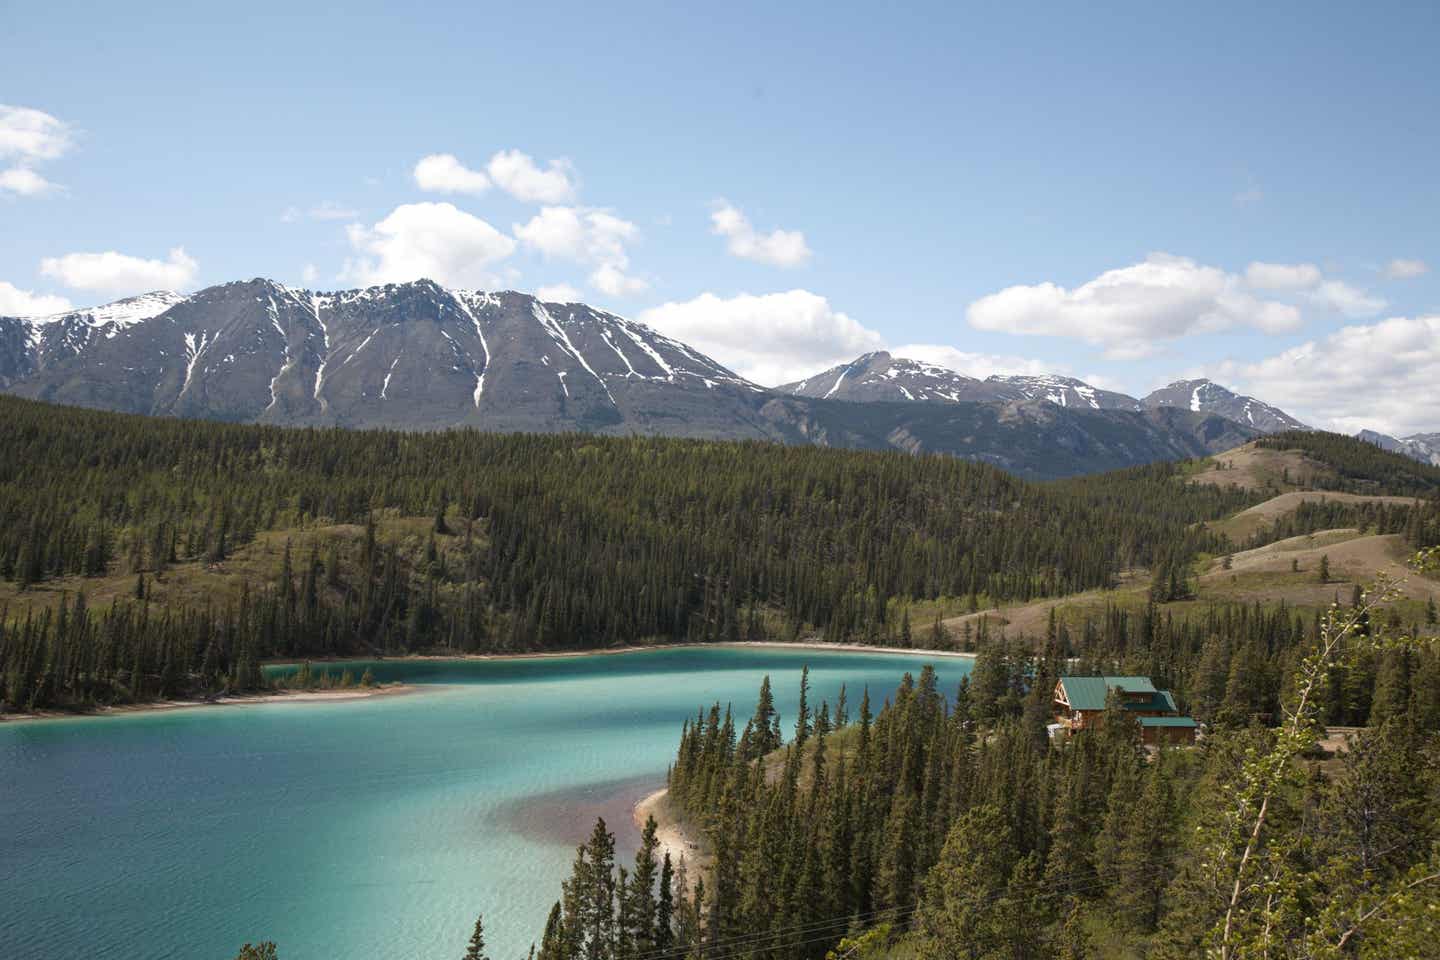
(0, 514), (483, 622)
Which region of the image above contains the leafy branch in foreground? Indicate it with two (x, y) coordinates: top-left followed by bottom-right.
(1197, 547), (1440, 959)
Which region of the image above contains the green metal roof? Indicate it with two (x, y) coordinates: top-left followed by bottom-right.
(1139, 716), (1198, 727)
(1057, 676), (1163, 711)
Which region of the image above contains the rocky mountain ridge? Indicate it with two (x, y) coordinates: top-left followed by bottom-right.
(1, 280), (1279, 478)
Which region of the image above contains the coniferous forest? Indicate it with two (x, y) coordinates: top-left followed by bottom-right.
(513, 591), (1440, 960)
(0, 395), (1268, 711)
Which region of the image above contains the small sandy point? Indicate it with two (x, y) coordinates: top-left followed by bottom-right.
(635, 787), (709, 887)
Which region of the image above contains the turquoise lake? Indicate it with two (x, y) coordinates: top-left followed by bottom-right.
(0, 645), (970, 960)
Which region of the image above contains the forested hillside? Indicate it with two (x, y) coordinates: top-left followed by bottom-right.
(0, 395), (1261, 712)
(5, 398), (1439, 717)
(513, 565), (1440, 960)
(1256, 431), (1440, 495)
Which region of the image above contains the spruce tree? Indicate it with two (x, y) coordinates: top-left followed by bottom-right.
(462, 913), (488, 960)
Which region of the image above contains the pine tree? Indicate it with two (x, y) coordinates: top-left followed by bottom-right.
(794, 665), (811, 748)
(462, 913), (488, 960)
(654, 853), (675, 953)
(535, 903), (565, 960)
(1319, 553), (1331, 583)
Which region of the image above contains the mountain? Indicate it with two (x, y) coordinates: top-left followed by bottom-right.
(777, 355), (1144, 412)
(1141, 378), (1307, 433)
(0, 279), (763, 436)
(1357, 429), (1440, 467)
(0, 280), (1261, 479)
(777, 351), (1000, 403)
(985, 374), (1142, 411)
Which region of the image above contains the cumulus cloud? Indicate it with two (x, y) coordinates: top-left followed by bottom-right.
(0, 280), (72, 316)
(1242, 260), (1385, 317)
(413, 149), (577, 203)
(515, 206), (646, 297)
(1224, 315), (1440, 436)
(0, 104), (73, 196)
(1384, 258), (1429, 280)
(40, 247), (198, 296)
(711, 202), (812, 267)
(0, 166), (53, 196)
(536, 283), (583, 303)
(1307, 279), (1386, 318)
(888, 344), (1054, 379)
(967, 253), (1302, 357)
(639, 290), (884, 386)
(590, 264), (648, 296)
(413, 153), (490, 196)
(1244, 261), (1322, 291)
(342, 202), (516, 288)
(487, 149), (576, 204)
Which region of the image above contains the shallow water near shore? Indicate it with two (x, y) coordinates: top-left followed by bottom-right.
(1, 646), (969, 960)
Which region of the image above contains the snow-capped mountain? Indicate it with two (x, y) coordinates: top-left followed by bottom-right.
(985, 374), (1142, 411)
(1141, 379), (1307, 433)
(1, 291), (186, 385)
(777, 351), (999, 403)
(0, 281), (1266, 479)
(0, 279), (759, 435)
(1357, 430), (1440, 467)
(778, 355), (1147, 412)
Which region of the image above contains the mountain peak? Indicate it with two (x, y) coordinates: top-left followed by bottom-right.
(1142, 378), (1305, 432)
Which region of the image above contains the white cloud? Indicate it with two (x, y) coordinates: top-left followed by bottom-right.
(590, 264), (648, 296)
(515, 206), (646, 297)
(487, 149), (576, 204)
(300, 264), (319, 286)
(967, 253), (1302, 357)
(1224, 315), (1440, 436)
(888, 343), (1053, 379)
(342, 202), (516, 288)
(1308, 280), (1386, 318)
(1241, 260), (1384, 317)
(536, 283), (583, 303)
(40, 247), (198, 296)
(413, 153), (491, 196)
(1, 104), (73, 197)
(0, 280), (72, 316)
(710, 201), (812, 267)
(639, 289), (883, 386)
(281, 201), (359, 223)
(0, 165), (54, 196)
(1244, 261), (1322, 291)
(1384, 258), (1429, 280)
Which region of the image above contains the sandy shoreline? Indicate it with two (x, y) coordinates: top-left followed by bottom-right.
(266, 638), (977, 667)
(7, 638), (967, 726)
(0, 682), (415, 725)
(634, 787), (708, 884)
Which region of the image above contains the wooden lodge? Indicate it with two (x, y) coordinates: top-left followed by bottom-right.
(1052, 675), (1198, 745)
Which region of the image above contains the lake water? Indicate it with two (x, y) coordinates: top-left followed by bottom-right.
(0, 645), (970, 960)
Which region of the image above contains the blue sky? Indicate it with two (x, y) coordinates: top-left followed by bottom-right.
(3, 1), (1437, 432)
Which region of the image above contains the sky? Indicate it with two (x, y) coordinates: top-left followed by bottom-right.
(2, 1), (1438, 435)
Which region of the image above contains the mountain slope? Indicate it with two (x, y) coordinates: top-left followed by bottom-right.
(1357, 429), (1440, 467)
(2, 280), (1260, 478)
(777, 351), (1003, 403)
(1142, 378), (1306, 432)
(1, 279), (765, 435)
(985, 373), (1141, 410)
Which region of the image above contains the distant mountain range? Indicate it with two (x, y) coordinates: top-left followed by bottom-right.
(2, 278), (1423, 478)
(1356, 430), (1440, 467)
